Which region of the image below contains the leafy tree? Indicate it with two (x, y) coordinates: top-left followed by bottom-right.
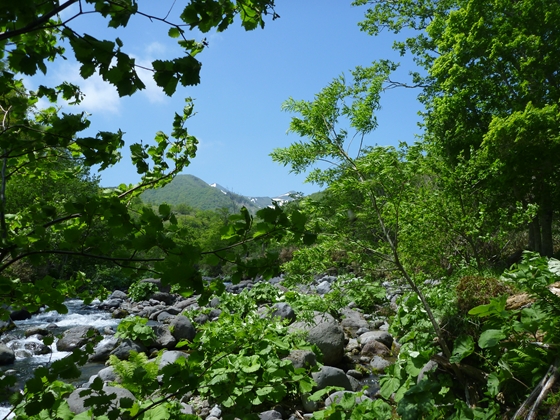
(354, 0), (560, 256)
(0, 0), (281, 314)
(271, 62), (458, 366)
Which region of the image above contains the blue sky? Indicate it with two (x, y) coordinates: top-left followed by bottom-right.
(28, 1), (423, 197)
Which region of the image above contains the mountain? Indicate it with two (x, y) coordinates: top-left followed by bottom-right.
(141, 174), (300, 212)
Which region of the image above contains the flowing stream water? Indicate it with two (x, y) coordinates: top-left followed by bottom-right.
(0, 299), (118, 419)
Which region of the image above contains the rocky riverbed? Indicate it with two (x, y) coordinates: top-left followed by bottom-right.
(0, 275), (403, 419)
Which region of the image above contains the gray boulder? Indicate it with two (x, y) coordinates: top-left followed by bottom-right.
(340, 308), (369, 330)
(10, 309), (31, 321)
(259, 410), (282, 420)
(169, 315), (196, 342)
(158, 350), (188, 369)
(156, 311), (174, 323)
(307, 321), (345, 366)
(109, 339), (147, 360)
(284, 350), (316, 369)
(151, 292), (175, 305)
(361, 340), (391, 357)
(100, 299), (123, 310)
(0, 344), (15, 365)
(56, 326), (98, 352)
(151, 325), (177, 349)
(289, 312), (336, 333)
(98, 366), (118, 383)
(67, 386), (135, 414)
(358, 330), (393, 349)
(316, 280), (331, 295)
(271, 302), (296, 323)
(325, 391), (370, 407)
(370, 355), (393, 373)
(109, 290), (128, 300)
(312, 366), (352, 391)
(89, 337), (119, 362)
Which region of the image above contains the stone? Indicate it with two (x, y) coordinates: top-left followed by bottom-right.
(340, 308), (369, 330)
(356, 327), (370, 336)
(284, 350), (316, 369)
(209, 405), (222, 417)
(109, 290), (128, 300)
(316, 280), (331, 295)
(180, 403), (195, 415)
(259, 410), (282, 420)
(345, 338), (360, 353)
(209, 297), (220, 308)
(56, 326), (98, 352)
(151, 325), (177, 349)
(193, 313), (209, 325)
(152, 292), (175, 305)
(208, 308), (222, 320)
(347, 375), (362, 392)
(358, 331), (393, 349)
(24, 326), (51, 337)
(112, 308), (129, 319)
(307, 321), (345, 366)
(100, 298), (122, 310)
(89, 337), (119, 362)
(271, 302), (296, 322)
(361, 340), (391, 357)
(370, 355), (393, 373)
(156, 311), (174, 323)
(159, 350), (188, 369)
(324, 391), (370, 407)
(312, 366), (352, 391)
(10, 309), (31, 321)
(98, 366), (118, 383)
(67, 386), (135, 414)
(346, 369), (363, 380)
(289, 312), (336, 332)
(301, 393), (319, 412)
(0, 344), (15, 365)
(169, 315), (196, 342)
(109, 339), (147, 360)
(24, 341), (51, 355)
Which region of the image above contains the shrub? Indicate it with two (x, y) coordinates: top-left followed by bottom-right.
(455, 275), (513, 314)
(128, 281), (159, 302)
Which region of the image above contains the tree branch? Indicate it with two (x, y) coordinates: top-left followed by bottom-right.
(0, 0), (79, 42)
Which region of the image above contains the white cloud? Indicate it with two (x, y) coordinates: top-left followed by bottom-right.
(54, 63), (121, 114)
(132, 42), (169, 104)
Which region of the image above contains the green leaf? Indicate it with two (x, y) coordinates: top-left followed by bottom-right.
(478, 329), (506, 349)
(450, 335), (475, 363)
(168, 27), (182, 38)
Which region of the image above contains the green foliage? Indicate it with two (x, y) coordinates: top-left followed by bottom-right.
(128, 281), (159, 302)
(115, 316), (156, 345)
(109, 351), (161, 397)
(309, 389), (393, 419)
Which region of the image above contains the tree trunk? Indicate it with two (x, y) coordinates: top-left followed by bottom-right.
(539, 205), (554, 258)
(529, 218), (542, 254)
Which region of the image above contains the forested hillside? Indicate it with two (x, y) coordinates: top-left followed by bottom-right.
(1, 0), (560, 419)
(140, 174), (257, 212)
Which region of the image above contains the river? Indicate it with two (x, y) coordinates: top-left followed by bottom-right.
(0, 299), (118, 419)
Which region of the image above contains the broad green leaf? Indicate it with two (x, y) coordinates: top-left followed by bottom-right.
(449, 335), (475, 363)
(478, 329), (506, 349)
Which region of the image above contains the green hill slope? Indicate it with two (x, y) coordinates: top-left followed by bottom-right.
(141, 174), (262, 212)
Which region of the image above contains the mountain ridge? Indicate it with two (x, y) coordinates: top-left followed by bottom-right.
(141, 174), (299, 212)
